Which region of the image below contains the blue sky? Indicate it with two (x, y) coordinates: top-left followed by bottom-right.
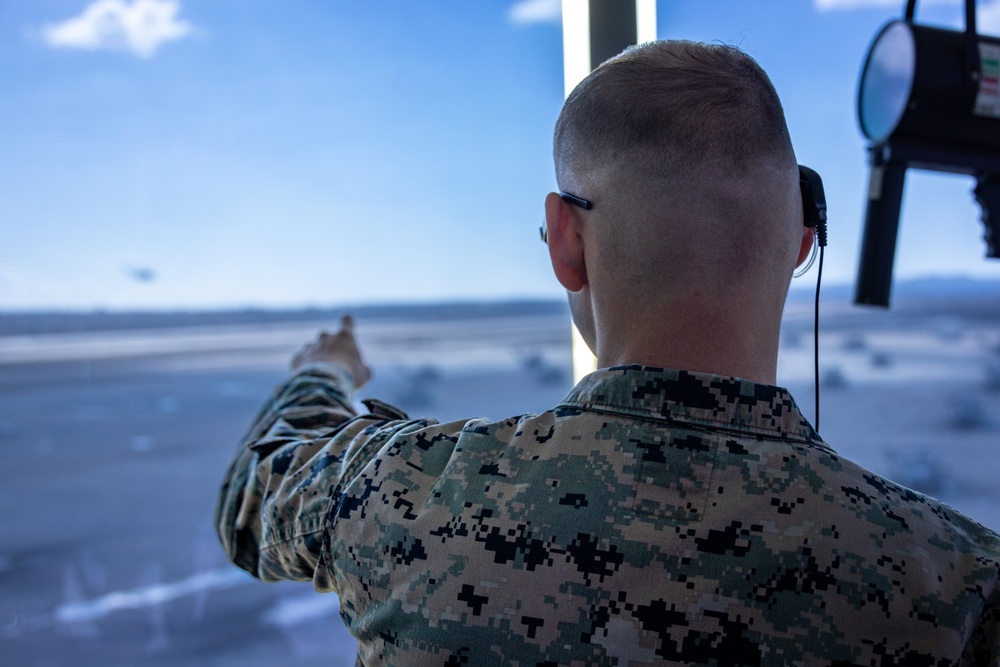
(2, 0), (1000, 310)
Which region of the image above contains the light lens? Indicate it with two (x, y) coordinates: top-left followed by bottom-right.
(859, 22), (916, 143)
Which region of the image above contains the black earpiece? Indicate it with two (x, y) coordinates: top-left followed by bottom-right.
(799, 165), (828, 248)
(797, 164), (829, 434)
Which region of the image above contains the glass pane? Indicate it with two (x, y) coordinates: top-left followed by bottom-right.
(860, 21), (916, 142)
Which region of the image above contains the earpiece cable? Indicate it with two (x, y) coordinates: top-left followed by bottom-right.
(814, 245), (824, 433)
(794, 236), (818, 279)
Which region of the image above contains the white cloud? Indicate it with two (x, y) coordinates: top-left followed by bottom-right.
(42, 0), (192, 58)
(508, 0), (561, 26)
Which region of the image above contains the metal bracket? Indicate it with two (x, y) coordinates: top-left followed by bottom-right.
(974, 174), (1000, 258)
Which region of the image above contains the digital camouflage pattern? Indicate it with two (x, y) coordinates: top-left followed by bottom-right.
(217, 364), (1000, 666)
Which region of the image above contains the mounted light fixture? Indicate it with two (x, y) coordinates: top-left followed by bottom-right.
(855, 0), (1000, 307)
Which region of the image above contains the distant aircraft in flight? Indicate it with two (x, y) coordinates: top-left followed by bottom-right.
(125, 266), (157, 283)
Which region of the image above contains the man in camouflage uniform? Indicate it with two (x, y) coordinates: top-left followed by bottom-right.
(216, 41), (1000, 665)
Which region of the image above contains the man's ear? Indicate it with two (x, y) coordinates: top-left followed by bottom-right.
(544, 192), (588, 292)
(795, 225), (815, 268)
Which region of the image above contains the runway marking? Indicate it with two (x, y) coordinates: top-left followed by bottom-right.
(0, 315), (568, 364)
(55, 567), (250, 623)
(3, 567), (252, 639)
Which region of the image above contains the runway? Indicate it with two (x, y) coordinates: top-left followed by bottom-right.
(2, 299), (999, 665)
(0, 307), (573, 666)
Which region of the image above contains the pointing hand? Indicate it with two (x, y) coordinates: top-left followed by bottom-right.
(291, 315), (372, 389)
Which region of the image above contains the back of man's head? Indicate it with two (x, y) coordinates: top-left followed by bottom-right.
(553, 41), (804, 324)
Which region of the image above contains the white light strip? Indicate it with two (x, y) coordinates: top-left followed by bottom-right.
(561, 0), (591, 97)
(636, 0), (658, 43)
(572, 323), (598, 381)
(563, 0), (597, 382)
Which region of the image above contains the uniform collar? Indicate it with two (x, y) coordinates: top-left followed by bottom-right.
(560, 365), (825, 446)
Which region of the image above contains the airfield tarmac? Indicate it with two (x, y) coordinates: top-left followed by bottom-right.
(1, 299), (999, 665)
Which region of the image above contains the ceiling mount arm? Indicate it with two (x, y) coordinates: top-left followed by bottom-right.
(904, 0), (980, 79)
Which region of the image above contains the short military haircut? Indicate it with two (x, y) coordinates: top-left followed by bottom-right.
(554, 40), (796, 197)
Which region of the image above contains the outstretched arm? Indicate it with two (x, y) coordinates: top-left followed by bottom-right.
(215, 315), (383, 583)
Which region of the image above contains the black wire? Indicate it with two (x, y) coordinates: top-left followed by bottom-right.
(813, 245), (825, 433)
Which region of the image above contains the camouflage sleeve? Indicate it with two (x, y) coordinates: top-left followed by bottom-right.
(964, 582), (1000, 665)
(215, 362), (391, 584)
